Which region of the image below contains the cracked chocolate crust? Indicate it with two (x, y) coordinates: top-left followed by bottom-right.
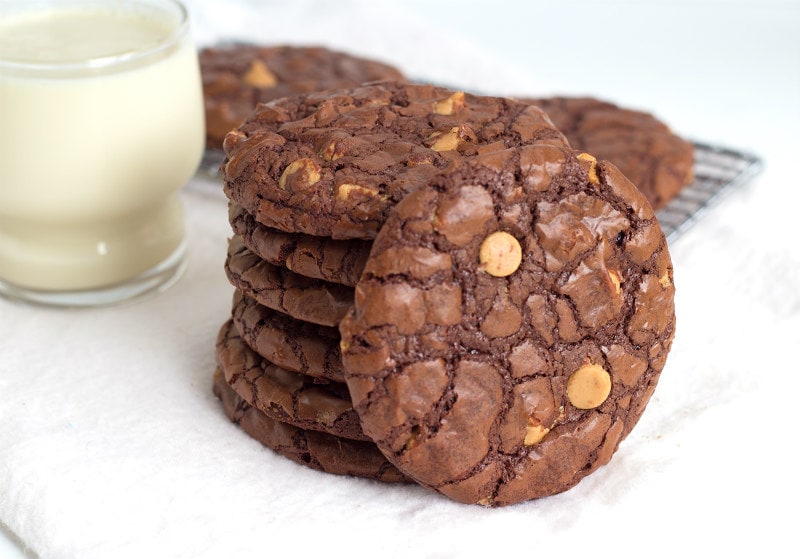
(526, 96), (694, 210)
(229, 202), (370, 287)
(216, 319), (368, 441)
(339, 145), (676, 506)
(222, 81), (569, 240)
(225, 236), (354, 327)
(213, 368), (409, 483)
(232, 289), (345, 383)
(201, 44), (406, 149)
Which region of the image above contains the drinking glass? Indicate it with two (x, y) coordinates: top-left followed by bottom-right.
(0, 0), (205, 306)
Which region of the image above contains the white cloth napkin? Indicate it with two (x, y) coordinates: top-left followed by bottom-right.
(1, 1), (797, 557)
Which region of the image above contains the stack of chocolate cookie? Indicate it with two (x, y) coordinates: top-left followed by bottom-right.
(203, 46), (414, 481)
(213, 80), (567, 484)
(213, 314), (408, 482)
(213, 80), (677, 506)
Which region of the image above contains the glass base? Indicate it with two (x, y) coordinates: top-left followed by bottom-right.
(0, 238), (187, 308)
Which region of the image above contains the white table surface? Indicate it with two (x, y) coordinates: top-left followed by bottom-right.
(2, 1), (798, 557)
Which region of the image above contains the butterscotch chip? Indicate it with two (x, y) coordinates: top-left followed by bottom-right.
(337, 183), (379, 200)
(339, 145), (676, 506)
(278, 158), (321, 191)
(428, 126), (464, 152)
(243, 59), (277, 88)
(319, 141), (344, 162)
(577, 152), (600, 185)
(479, 231), (522, 277)
(523, 421), (550, 446)
(609, 269), (622, 294)
(434, 91), (466, 115)
(567, 364), (612, 409)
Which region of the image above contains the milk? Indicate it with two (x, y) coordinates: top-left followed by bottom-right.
(0, 2), (204, 297)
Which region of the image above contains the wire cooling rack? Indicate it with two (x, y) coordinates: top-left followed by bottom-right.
(198, 142), (763, 243)
(656, 142), (762, 242)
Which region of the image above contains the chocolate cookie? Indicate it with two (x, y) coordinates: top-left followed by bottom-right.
(201, 44), (406, 148)
(213, 368), (408, 483)
(527, 96), (693, 210)
(225, 236), (354, 327)
(222, 81), (569, 239)
(230, 203), (370, 287)
(216, 319), (367, 441)
(339, 145), (676, 506)
(232, 290), (345, 383)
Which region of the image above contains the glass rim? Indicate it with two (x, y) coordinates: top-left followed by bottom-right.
(0, 0), (189, 75)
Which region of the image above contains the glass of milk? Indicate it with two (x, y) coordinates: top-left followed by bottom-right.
(0, 0), (204, 306)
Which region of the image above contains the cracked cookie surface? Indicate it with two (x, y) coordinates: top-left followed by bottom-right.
(222, 81), (569, 240)
(527, 96), (694, 210)
(201, 44), (406, 149)
(216, 319), (367, 441)
(339, 145), (676, 506)
(213, 368), (409, 483)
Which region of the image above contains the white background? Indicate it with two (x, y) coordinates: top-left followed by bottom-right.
(2, 1), (798, 557)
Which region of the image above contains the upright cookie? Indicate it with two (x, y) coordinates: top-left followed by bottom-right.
(222, 81), (569, 239)
(216, 319), (367, 441)
(527, 96), (694, 209)
(232, 290), (345, 383)
(201, 44), (406, 148)
(225, 236), (354, 327)
(230, 203), (370, 286)
(339, 145), (676, 506)
(213, 368), (409, 483)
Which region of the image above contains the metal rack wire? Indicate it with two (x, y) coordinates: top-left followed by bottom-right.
(657, 142), (763, 242)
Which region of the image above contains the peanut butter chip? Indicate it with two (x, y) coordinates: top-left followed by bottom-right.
(319, 142), (341, 161)
(429, 127), (462, 152)
(609, 270), (622, 294)
(278, 158), (321, 190)
(577, 152), (600, 185)
(433, 91), (466, 115)
(567, 364), (612, 409)
(404, 426), (421, 451)
(523, 420), (550, 446)
(243, 59), (278, 88)
(479, 231), (522, 277)
(337, 183), (378, 200)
